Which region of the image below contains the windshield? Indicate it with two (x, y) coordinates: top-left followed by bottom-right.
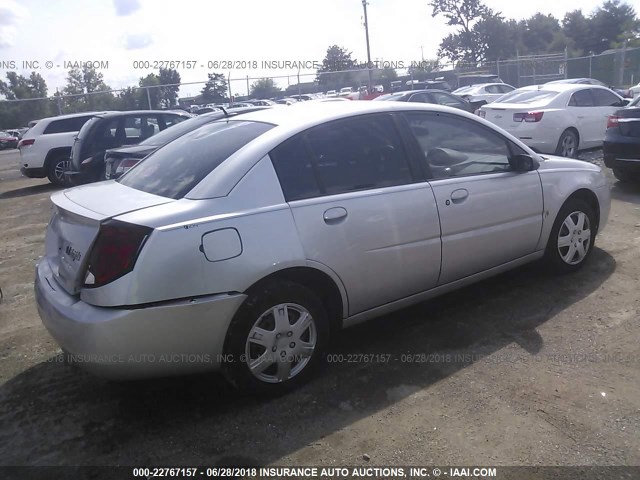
(138, 113), (223, 146)
(118, 120), (273, 199)
(494, 89), (559, 105)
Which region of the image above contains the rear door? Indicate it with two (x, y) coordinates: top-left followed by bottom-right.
(403, 111), (543, 284)
(591, 88), (624, 144)
(270, 113), (442, 315)
(567, 89), (601, 147)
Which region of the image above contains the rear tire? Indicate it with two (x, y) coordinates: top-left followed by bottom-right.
(47, 154), (71, 186)
(612, 168), (638, 183)
(222, 280), (329, 395)
(555, 129), (578, 158)
(544, 198), (596, 274)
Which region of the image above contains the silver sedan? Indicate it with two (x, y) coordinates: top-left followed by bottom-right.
(35, 102), (610, 393)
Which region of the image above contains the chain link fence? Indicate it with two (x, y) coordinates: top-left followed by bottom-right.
(1, 47), (639, 129)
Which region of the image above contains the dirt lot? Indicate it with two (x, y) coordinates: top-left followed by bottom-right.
(0, 147), (639, 469)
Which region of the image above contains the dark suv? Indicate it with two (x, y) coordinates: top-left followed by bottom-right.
(66, 110), (191, 184)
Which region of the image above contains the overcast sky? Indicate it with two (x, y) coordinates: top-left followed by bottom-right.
(0, 0), (612, 97)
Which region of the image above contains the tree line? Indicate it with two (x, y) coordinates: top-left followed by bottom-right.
(430, 0), (639, 66)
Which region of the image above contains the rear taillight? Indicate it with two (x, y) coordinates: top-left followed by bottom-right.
(513, 112), (544, 123)
(115, 158), (140, 176)
(18, 138), (35, 148)
(84, 220), (152, 288)
(607, 115), (620, 129)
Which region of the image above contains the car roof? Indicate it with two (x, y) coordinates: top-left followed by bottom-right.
(518, 83), (610, 93)
(33, 111), (113, 124)
(93, 110), (190, 118)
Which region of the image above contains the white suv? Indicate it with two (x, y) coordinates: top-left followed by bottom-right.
(18, 112), (107, 185)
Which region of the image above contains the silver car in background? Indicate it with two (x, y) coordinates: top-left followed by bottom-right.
(35, 102), (610, 393)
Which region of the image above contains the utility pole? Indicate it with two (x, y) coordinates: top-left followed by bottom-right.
(362, 0), (373, 92)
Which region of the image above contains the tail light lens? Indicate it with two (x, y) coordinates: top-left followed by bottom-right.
(115, 158), (140, 176)
(18, 138), (35, 148)
(84, 220), (152, 288)
(607, 115), (620, 129)
(513, 112), (544, 123)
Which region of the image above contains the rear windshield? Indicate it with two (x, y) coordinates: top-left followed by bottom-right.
(137, 113), (222, 146)
(373, 93), (406, 101)
(494, 89), (558, 104)
(118, 120), (273, 199)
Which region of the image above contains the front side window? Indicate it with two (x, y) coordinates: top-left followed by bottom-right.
(405, 112), (513, 179)
(591, 88), (621, 107)
(119, 120), (273, 199)
(430, 92), (465, 108)
(270, 114), (413, 201)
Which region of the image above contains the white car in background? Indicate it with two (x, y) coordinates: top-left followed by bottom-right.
(630, 82), (640, 98)
(453, 83), (515, 105)
(479, 84), (627, 157)
(18, 112), (107, 185)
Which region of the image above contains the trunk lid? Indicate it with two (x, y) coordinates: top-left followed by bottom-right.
(482, 102), (551, 130)
(614, 107), (640, 137)
(46, 182), (173, 295)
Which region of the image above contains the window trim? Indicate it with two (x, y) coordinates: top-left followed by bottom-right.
(401, 111), (526, 181)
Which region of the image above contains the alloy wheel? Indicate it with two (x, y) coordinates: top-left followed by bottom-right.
(244, 303), (317, 383)
(557, 210), (591, 265)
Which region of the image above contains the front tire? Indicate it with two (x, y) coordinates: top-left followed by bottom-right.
(47, 154), (72, 186)
(222, 280), (329, 394)
(544, 198), (596, 273)
(555, 129), (578, 158)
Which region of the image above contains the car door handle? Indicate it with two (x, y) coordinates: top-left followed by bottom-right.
(577, 115), (585, 119)
(323, 207), (347, 224)
(450, 189), (469, 204)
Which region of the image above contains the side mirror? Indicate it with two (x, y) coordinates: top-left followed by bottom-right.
(511, 154), (539, 172)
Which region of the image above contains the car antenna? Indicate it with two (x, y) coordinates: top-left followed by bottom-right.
(219, 106), (229, 117)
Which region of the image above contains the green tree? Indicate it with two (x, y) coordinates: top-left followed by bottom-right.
(201, 73), (228, 103)
(138, 73), (161, 109)
(589, 0), (640, 52)
(429, 0), (489, 65)
(317, 45), (359, 90)
(63, 65), (115, 112)
(158, 68), (181, 108)
(116, 87), (139, 110)
(563, 10), (591, 55)
(407, 60), (439, 81)
(249, 78), (281, 99)
(0, 71), (51, 128)
(518, 14), (562, 55)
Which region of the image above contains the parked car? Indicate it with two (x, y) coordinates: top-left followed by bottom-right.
(603, 95), (640, 182)
(228, 102), (254, 109)
(479, 84), (627, 157)
(629, 81), (640, 98)
(35, 101), (610, 393)
(275, 98), (298, 105)
(453, 83), (516, 106)
(373, 89), (474, 112)
(325, 90), (338, 97)
(546, 78), (632, 99)
(0, 131), (19, 149)
(338, 87), (355, 97)
(406, 80), (453, 91)
(18, 112), (104, 185)
(66, 110), (191, 184)
(194, 107), (220, 115)
(250, 100), (277, 106)
(6, 128), (27, 140)
(104, 107), (269, 179)
(457, 74), (504, 89)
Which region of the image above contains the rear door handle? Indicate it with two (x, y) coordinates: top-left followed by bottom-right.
(323, 207), (347, 224)
(450, 188), (469, 204)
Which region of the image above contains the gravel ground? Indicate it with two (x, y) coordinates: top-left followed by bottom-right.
(1, 147), (639, 473)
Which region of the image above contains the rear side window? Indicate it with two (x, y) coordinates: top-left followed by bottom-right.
(569, 89), (594, 107)
(43, 116), (92, 134)
(271, 114), (413, 201)
(119, 120), (273, 199)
